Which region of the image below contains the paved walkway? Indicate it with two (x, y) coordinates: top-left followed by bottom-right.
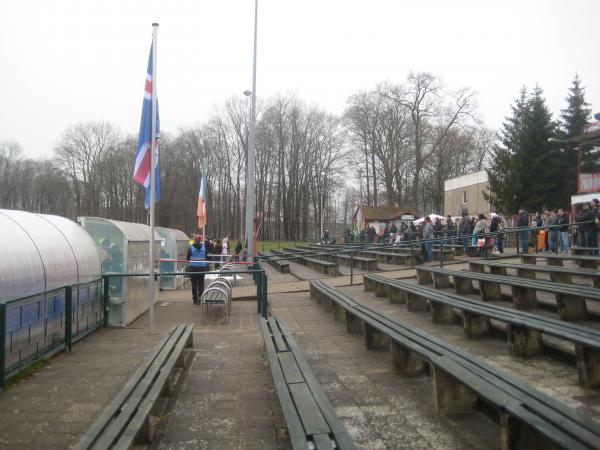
(269, 292), (498, 450)
(151, 300), (287, 450)
(0, 288), (286, 450)
(0, 323), (161, 449)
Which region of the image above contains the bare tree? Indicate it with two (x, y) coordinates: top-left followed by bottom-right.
(384, 72), (477, 210)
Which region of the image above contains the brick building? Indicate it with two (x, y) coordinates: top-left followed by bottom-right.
(443, 171), (493, 217)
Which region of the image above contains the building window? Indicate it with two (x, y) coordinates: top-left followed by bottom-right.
(462, 191), (467, 204)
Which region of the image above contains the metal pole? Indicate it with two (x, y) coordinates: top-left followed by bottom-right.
(245, 0), (258, 262)
(262, 272), (268, 318)
(350, 251), (354, 286)
(242, 91), (251, 240)
(202, 158), (207, 239)
(65, 286), (73, 351)
(0, 304), (6, 391)
(148, 22), (159, 335)
(576, 145), (581, 193)
(320, 190), (324, 241)
(103, 276), (110, 328)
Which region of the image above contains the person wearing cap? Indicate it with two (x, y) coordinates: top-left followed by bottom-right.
(187, 234), (209, 304)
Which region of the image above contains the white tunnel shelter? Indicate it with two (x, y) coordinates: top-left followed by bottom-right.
(0, 209), (103, 374)
(156, 226), (190, 290)
(78, 217), (160, 326)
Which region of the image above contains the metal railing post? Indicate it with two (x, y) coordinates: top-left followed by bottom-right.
(103, 276), (110, 328)
(254, 264), (261, 314)
(440, 238), (444, 268)
(65, 286), (73, 352)
(0, 304), (6, 391)
(410, 241), (415, 268)
(350, 251), (354, 286)
(262, 271), (268, 318)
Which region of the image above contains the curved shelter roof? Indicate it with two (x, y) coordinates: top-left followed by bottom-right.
(78, 217), (160, 243)
(156, 226), (189, 242)
(0, 209), (102, 302)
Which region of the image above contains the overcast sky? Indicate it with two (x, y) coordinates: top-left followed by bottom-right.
(1, 0), (599, 159)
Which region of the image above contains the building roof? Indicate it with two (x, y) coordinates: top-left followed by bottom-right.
(356, 205), (415, 221)
(444, 170), (488, 191)
(557, 126), (600, 146)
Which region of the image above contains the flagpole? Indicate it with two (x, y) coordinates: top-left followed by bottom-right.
(245, 0), (258, 262)
(202, 159), (206, 239)
(149, 22), (159, 335)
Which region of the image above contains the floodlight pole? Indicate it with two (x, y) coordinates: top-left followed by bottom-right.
(245, 0), (258, 261)
(243, 90), (251, 241)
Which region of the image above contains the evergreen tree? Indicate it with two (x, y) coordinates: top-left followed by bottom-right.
(487, 86), (560, 213)
(561, 74), (591, 138)
(519, 86), (560, 210)
(560, 74), (591, 196)
(487, 87), (527, 214)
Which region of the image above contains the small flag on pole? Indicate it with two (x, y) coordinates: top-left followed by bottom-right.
(133, 45), (160, 208)
(197, 168), (207, 229)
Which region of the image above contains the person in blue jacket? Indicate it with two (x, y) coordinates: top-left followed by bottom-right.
(187, 234), (209, 304)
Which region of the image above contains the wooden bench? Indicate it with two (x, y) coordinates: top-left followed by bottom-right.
(282, 247), (312, 255)
(415, 266), (600, 321)
(331, 254), (377, 271)
(468, 260), (600, 288)
(521, 253), (600, 270)
(302, 257), (339, 276)
(434, 244), (465, 256)
(258, 252), (291, 274)
(382, 246), (457, 261)
(309, 280), (600, 450)
(74, 323), (194, 450)
(260, 316), (356, 450)
(358, 250), (412, 265)
(572, 246), (600, 256)
(363, 273), (600, 387)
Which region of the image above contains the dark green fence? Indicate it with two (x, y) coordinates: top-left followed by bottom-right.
(0, 278), (105, 390)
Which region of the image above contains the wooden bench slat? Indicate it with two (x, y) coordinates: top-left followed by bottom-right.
(278, 352), (305, 385)
(313, 433), (335, 450)
(259, 320), (308, 449)
(469, 260), (600, 287)
(268, 317), (288, 352)
(417, 267), (600, 300)
(366, 274), (600, 349)
(115, 323), (194, 449)
(289, 383), (331, 436)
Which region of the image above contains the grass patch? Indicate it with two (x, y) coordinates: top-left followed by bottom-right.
(256, 241), (309, 254)
(4, 358), (49, 390)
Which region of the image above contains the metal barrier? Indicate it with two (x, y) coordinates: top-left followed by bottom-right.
(103, 266), (269, 322)
(200, 265), (235, 322)
(255, 221), (598, 287)
(0, 278), (104, 391)
(1, 264), (271, 391)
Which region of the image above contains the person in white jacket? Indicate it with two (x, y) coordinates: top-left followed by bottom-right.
(221, 237), (229, 263)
